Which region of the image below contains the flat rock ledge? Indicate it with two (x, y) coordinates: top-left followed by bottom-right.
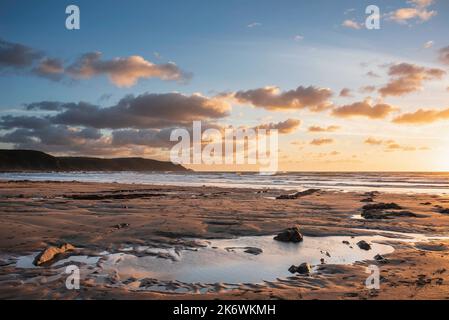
(33, 243), (75, 266)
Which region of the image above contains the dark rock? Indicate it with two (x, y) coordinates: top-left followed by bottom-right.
(112, 223), (130, 229)
(357, 240), (372, 250)
(439, 208), (449, 214)
(244, 247), (263, 255)
(288, 265), (298, 273)
(362, 202), (402, 211)
(297, 263), (312, 274)
(420, 202), (432, 206)
(342, 240), (350, 245)
(288, 262), (312, 274)
(274, 227), (303, 243)
(361, 210), (419, 220)
(276, 189), (320, 200)
(360, 198), (374, 203)
(374, 254), (388, 263)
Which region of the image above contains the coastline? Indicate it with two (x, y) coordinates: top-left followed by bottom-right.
(1, 180), (449, 299)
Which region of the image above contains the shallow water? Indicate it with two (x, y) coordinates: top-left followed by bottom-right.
(98, 235), (395, 284)
(12, 232), (449, 290)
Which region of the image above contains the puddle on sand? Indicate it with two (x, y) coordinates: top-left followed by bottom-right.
(97, 235), (394, 284)
(15, 253), (100, 269)
(11, 231), (449, 291)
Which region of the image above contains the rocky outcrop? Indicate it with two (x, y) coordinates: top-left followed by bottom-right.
(0, 149), (189, 172)
(276, 189), (320, 200)
(360, 202), (417, 220)
(362, 203), (402, 211)
(274, 227), (303, 243)
(361, 210), (420, 220)
(33, 243), (75, 266)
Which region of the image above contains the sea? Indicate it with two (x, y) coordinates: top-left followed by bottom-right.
(1, 171), (449, 195)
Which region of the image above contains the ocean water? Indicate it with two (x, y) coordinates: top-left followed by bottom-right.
(1, 171), (449, 195)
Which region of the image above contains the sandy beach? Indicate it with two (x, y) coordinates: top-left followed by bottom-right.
(1, 180), (449, 300)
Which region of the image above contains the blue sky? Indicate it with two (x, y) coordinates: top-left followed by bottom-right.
(1, 0), (449, 170)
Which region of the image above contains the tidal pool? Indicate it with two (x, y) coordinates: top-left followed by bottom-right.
(97, 235), (395, 284)
(12, 231), (448, 288)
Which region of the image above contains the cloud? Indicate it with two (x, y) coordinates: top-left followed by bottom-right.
(255, 119), (301, 134)
(0, 125), (106, 153)
(344, 8), (356, 15)
(379, 62), (445, 97)
(366, 71), (380, 78)
(0, 115), (51, 130)
(423, 40), (434, 49)
(0, 39), (43, 69)
(25, 101), (66, 111)
(359, 85), (377, 93)
(310, 138), (334, 146)
(308, 125), (340, 133)
(111, 128), (177, 148)
(247, 22), (262, 28)
(2, 93), (230, 133)
(364, 137), (424, 152)
(392, 107), (449, 124)
(332, 100), (397, 119)
(0, 39), (191, 87)
(342, 19), (362, 29)
(66, 52), (190, 87)
(230, 85), (333, 112)
(294, 35), (304, 41)
(339, 88), (352, 97)
(387, 0), (437, 24)
(0, 92), (233, 155)
(385, 143), (417, 152)
(32, 58), (65, 80)
(438, 46), (449, 65)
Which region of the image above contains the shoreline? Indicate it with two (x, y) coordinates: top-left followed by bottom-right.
(1, 180), (449, 299)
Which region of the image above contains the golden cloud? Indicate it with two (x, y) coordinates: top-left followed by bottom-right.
(379, 63), (445, 97)
(392, 107), (449, 124)
(332, 100), (397, 119)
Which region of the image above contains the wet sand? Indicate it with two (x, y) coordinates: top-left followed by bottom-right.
(1, 180), (449, 300)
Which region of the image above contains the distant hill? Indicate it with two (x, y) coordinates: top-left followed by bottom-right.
(0, 150), (190, 172)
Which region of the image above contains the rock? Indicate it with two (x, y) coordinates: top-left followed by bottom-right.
(362, 202), (402, 211)
(297, 263), (312, 274)
(361, 210), (419, 220)
(33, 243), (75, 266)
(244, 247), (263, 255)
(420, 202), (432, 206)
(288, 262), (312, 274)
(374, 254), (388, 263)
(360, 198), (374, 203)
(439, 208), (449, 214)
(274, 227), (303, 243)
(342, 240), (350, 245)
(276, 189), (320, 200)
(288, 265), (298, 273)
(357, 240), (371, 251)
(111, 223), (130, 229)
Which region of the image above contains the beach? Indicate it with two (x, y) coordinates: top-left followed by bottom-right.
(1, 179), (449, 299)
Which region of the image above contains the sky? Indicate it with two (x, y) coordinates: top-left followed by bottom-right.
(1, 0), (449, 171)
